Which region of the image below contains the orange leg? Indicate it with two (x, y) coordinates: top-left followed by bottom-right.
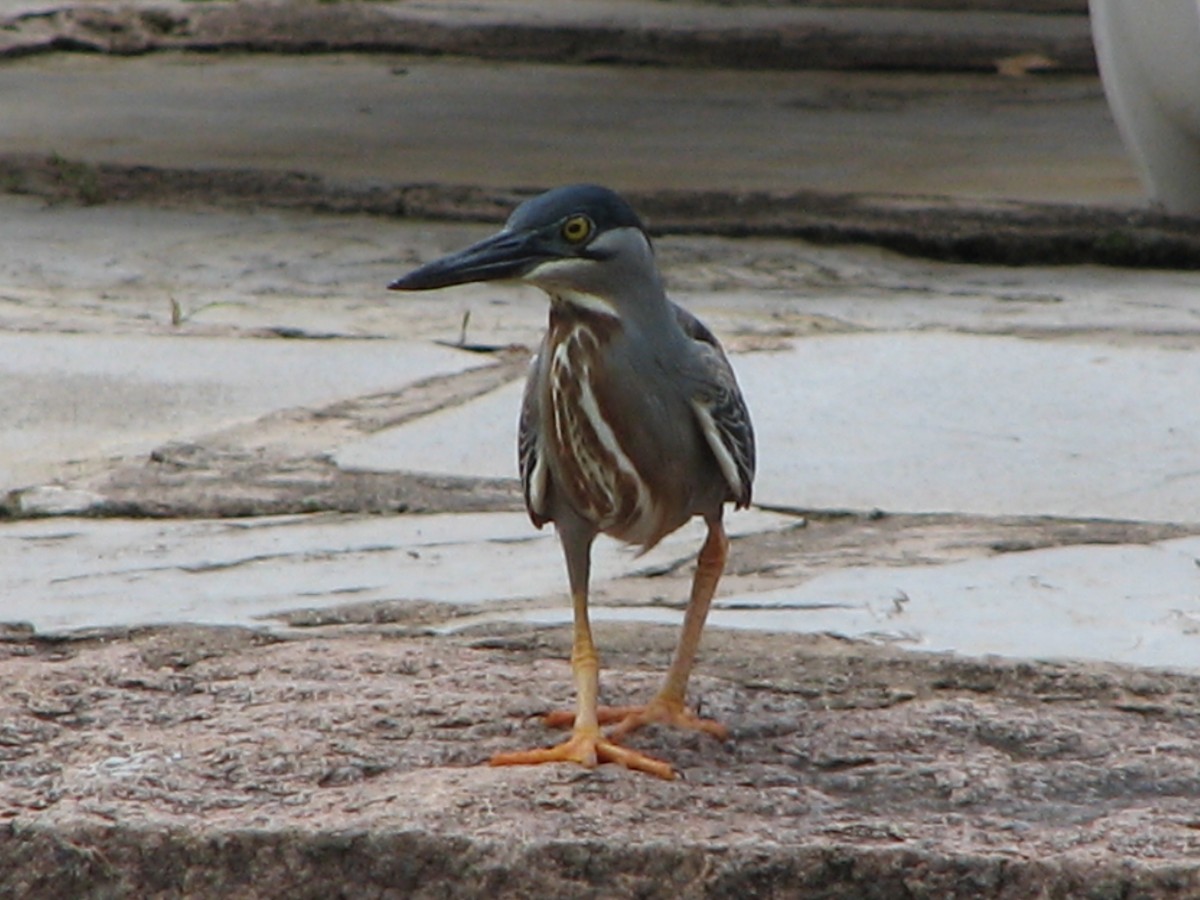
(544, 518), (731, 743)
(489, 524), (678, 779)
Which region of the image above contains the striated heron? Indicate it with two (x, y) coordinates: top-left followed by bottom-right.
(389, 184), (755, 779)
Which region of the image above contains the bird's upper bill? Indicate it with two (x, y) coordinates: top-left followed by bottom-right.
(387, 227), (549, 291)
(388, 184), (647, 292)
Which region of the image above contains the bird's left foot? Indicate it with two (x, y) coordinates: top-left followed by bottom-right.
(544, 699), (729, 742)
(489, 728), (676, 780)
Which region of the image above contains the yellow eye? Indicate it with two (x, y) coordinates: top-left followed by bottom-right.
(560, 215), (593, 244)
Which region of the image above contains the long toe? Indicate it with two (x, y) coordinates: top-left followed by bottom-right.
(489, 729), (676, 780)
(604, 699), (729, 743)
(544, 703), (729, 742)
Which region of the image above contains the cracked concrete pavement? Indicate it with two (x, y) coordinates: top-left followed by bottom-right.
(4, 1), (1200, 896)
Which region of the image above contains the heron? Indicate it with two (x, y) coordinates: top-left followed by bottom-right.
(390, 184), (755, 779)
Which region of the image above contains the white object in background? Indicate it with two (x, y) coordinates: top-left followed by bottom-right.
(1089, 0), (1200, 213)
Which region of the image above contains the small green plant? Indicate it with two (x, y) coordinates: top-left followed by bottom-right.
(0, 167), (23, 195)
(47, 152), (105, 206)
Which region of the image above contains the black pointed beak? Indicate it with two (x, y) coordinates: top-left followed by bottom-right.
(388, 228), (551, 291)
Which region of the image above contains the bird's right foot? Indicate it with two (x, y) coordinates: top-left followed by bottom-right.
(544, 701), (728, 742)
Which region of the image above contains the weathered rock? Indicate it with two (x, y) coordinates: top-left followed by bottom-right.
(2, 625), (1199, 897)
(0, 0), (1096, 73)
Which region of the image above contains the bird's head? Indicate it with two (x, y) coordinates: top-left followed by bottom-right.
(388, 185), (661, 317)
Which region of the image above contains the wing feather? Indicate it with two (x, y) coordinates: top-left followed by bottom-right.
(673, 304), (756, 508)
(518, 352), (550, 527)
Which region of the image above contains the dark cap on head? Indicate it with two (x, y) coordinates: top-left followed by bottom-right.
(388, 184), (648, 291)
(506, 184), (647, 235)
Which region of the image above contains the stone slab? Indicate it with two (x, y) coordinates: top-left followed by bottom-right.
(0, 0), (1097, 73)
(0, 509), (792, 634)
(335, 332), (1200, 524)
(0, 53), (1137, 203)
(489, 536), (1200, 671)
(333, 380), (526, 481)
(709, 535), (1200, 669)
(0, 331), (476, 489)
(3, 625), (1200, 897)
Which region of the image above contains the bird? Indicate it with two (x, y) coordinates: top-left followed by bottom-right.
(389, 184), (755, 779)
